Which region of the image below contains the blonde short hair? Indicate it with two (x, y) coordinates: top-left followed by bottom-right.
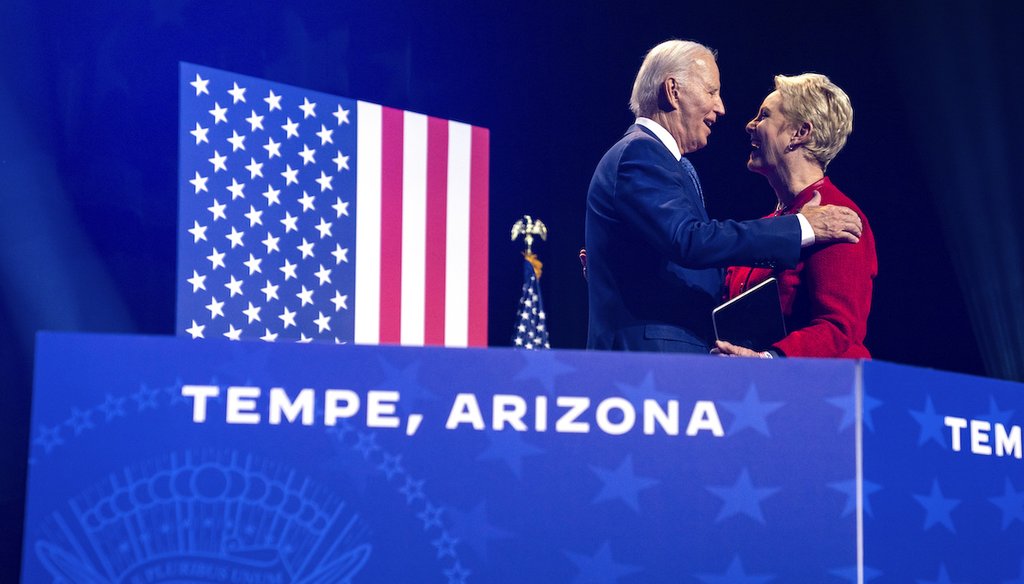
(774, 73), (853, 170)
(630, 40), (717, 118)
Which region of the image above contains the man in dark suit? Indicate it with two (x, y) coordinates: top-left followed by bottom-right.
(585, 39), (862, 353)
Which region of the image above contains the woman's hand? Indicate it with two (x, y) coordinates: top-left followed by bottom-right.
(712, 340), (768, 358)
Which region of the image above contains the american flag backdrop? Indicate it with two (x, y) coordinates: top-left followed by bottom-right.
(176, 63), (489, 347)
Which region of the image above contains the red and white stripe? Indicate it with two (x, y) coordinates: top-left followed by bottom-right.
(354, 102), (489, 348)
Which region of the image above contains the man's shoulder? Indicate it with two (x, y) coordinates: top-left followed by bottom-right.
(609, 125), (676, 163)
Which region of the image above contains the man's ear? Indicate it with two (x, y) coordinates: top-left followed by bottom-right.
(657, 77), (678, 112)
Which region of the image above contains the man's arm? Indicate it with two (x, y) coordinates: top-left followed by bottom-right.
(799, 192), (863, 244)
(613, 138), (801, 269)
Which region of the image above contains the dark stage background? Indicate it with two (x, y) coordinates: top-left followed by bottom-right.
(1, 0), (1021, 578)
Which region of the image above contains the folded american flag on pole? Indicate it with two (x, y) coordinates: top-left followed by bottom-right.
(176, 63), (489, 347)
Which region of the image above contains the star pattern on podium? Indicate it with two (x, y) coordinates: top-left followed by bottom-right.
(828, 478), (883, 518)
(590, 455), (659, 513)
(696, 555), (775, 583)
(447, 501), (513, 562)
(909, 396), (946, 447)
(707, 468), (780, 524)
(615, 372), (675, 408)
(830, 565), (882, 582)
(564, 541), (641, 584)
(917, 563), (965, 584)
(720, 383), (784, 437)
(477, 429), (544, 479)
(913, 479), (961, 533)
(827, 391), (882, 433)
(988, 478), (1024, 530)
(512, 351), (575, 394)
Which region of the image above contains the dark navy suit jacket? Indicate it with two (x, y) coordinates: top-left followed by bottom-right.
(585, 124), (802, 353)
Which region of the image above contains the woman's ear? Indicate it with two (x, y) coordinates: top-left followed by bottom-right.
(792, 121), (813, 145)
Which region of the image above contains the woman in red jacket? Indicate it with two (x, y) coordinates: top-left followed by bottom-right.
(716, 74), (877, 358)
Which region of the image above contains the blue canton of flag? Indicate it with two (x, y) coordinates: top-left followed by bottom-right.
(512, 255), (549, 349)
(177, 63), (356, 344)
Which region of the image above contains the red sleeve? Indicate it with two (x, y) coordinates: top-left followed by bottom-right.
(773, 217), (877, 358)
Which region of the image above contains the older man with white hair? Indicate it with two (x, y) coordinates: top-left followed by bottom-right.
(585, 39), (863, 353)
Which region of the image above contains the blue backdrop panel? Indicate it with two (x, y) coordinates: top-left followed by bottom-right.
(24, 333), (858, 583)
(863, 360), (1024, 583)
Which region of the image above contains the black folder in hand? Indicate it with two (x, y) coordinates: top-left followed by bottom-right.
(712, 277), (787, 351)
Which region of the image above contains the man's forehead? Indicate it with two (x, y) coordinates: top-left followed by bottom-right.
(691, 57), (720, 82)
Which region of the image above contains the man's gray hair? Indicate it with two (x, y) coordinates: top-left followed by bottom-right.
(630, 39), (717, 118)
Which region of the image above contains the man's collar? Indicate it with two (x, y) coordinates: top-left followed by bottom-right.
(635, 117), (681, 161)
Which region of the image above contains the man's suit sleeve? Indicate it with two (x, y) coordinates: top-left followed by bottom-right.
(613, 138), (802, 269)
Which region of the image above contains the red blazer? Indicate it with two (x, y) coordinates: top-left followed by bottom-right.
(724, 177), (877, 358)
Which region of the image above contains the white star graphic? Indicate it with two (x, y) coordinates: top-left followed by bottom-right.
(243, 253), (263, 275)
(314, 217), (333, 239)
(190, 171), (209, 194)
(262, 185), (281, 206)
(299, 97), (317, 119)
(207, 248), (226, 270)
(298, 333), (313, 343)
(281, 164), (299, 185)
(228, 82), (247, 104)
(245, 157), (264, 178)
(297, 238), (315, 259)
(263, 137), (282, 159)
(227, 130), (246, 152)
(244, 205), (263, 226)
(333, 150), (350, 171)
(314, 264), (332, 285)
(332, 197), (349, 217)
(261, 280), (280, 301)
(190, 73), (210, 96)
(331, 290), (349, 311)
(298, 144), (316, 165)
(279, 306), (297, 328)
(188, 220), (208, 243)
(243, 302), (262, 323)
(281, 117), (300, 139)
(260, 328), (278, 342)
(208, 150), (227, 172)
(296, 285), (315, 306)
(262, 233), (280, 253)
(297, 191), (316, 211)
(209, 102), (228, 124)
(224, 324), (243, 341)
(246, 110), (264, 131)
(280, 259), (298, 280)
(225, 227), (245, 248)
(333, 104), (350, 125)
(331, 244), (349, 264)
(315, 171), (333, 192)
(226, 178), (246, 200)
(190, 122), (209, 144)
(224, 275), (244, 297)
(280, 212), (299, 233)
(314, 311), (331, 333)
(186, 320), (205, 339)
(207, 199), (227, 221)
(206, 296), (225, 319)
(187, 270), (206, 292)
(316, 124), (334, 145)
(264, 90), (282, 111)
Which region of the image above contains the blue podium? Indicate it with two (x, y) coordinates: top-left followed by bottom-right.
(21, 333), (1024, 582)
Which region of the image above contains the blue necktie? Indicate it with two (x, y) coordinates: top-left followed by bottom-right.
(679, 157), (706, 209)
